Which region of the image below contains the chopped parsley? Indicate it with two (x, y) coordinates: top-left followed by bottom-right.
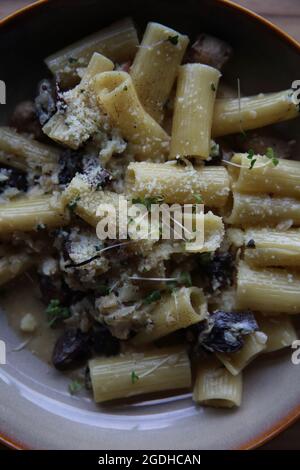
(46, 299), (71, 327)
(68, 379), (83, 395)
(265, 147), (279, 167)
(167, 271), (192, 291)
(246, 149), (256, 169)
(68, 195), (81, 211)
(132, 196), (164, 211)
(167, 35), (179, 45)
(211, 83), (216, 92)
(123, 85), (128, 91)
(178, 271), (192, 287)
(131, 370), (139, 384)
(143, 290), (162, 305)
(194, 193), (203, 204)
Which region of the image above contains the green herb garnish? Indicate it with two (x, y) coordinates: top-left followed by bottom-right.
(167, 35), (179, 45)
(143, 290), (162, 305)
(246, 149), (257, 169)
(46, 299), (71, 327)
(211, 83), (216, 92)
(178, 271), (192, 287)
(132, 196), (164, 211)
(265, 147), (279, 167)
(131, 371), (139, 384)
(123, 85), (128, 91)
(194, 194), (203, 204)
(68, 380), (83, 395)
(167, 271), (192, 291)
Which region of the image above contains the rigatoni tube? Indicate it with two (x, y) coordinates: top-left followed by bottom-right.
(217, 332), (267, 376)
(256, 315), (298, 353)
(126, 162), (229, 208)
(184, 211), (224, 253)
(93, 71), (170, 160)
(62, 174), (124, 227)
(243, 228), (300, 268)
(229, 154), (300, 199)
(212, 90), (299, 137)
(0, 195), (69, 233)
(0, 127), (59, 173)
(45, 18), (139, 88)
(226, 192), (300, 227)
(89, 346), (191, 403)
(193, 357), (242, 408)
(131, 22), (189, 123)
(170, 64), (221, 160)
(43, 53), (114, 150)
(237, 261), (300, 314)
(131, 287), (207, 346)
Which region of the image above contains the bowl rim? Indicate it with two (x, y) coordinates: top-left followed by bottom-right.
(0, 0), (300, 451)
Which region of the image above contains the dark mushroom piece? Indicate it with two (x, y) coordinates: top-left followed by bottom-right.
(198, 252), (234, 292)
(185, 34), (232, 70)
(9, 100), (43, 140)
(190, 310), (258, 354)
(91, 323), (121, 357)
(52, 328), (91, 370)
(35, 79), (56, 126)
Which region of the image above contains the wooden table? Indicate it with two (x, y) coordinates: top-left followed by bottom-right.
(0, 0), (299, 451)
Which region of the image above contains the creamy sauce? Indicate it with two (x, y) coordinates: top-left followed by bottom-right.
(1, 275), (60, 363)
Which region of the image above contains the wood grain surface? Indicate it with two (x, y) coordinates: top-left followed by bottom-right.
(0, 0), (299, 451)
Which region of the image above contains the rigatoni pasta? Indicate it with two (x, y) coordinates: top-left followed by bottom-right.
(212, 89), (299, 137)
(131, 287), (207, 346)
(0, 18), (299, 414)
(126, 162), (230, 207)
(89, 346), (191, 403)
(229, 154), (300, 199)
(226, 192), (300, 227)
(45, 18), (139, 88)
(93, 71), (170, 160)
(184, 211), (224, 253)
(170, 64), (221, 160)
(193, 357), (242, 408)
(131, 22), (189, 123)
(243, 228), (300, 268)
(0, 195), (69, 233)
(0, 126), (59, 173)
(237, 261), (300, 314)
(217, 332), (267, 376)
(256, 315), (298, 353)
(43, 53), (114, 149)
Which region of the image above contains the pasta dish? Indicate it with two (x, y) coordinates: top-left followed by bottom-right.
(0, 18), (299, 409)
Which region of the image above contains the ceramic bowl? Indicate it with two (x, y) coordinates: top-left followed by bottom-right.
(0, 0), (300, 450)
